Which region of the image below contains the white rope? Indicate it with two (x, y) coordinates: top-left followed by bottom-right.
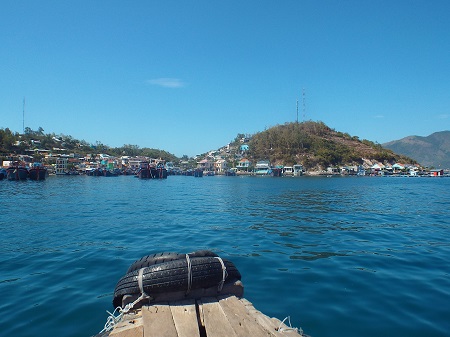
(138, 268), (145, 294)
(186, 254), (193, 294)
(277, 316), (302, 334)
(215, 257), (228, 291)
(99, 268), (152, 334)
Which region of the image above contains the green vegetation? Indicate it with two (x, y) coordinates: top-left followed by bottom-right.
(247, 121), (417, 169)
(0, 127), (178, 163)
(1, 121), (418, 170)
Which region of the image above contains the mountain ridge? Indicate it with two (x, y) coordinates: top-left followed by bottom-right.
(382, 131), (450, 168)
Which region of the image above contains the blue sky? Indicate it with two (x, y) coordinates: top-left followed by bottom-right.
(1, 1), (449, 157)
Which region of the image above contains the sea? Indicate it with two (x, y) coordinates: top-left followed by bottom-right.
(0, 174), (449, 337)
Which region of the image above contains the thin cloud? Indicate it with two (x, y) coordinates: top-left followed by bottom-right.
(437, 114), (449, 119)
(374, 115), (384, 119)
(146, 78), (185, 88)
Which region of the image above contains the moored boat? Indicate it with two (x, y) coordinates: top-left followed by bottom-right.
(155, 162), (168, 179)
(28, 162), (47, 180)
(136, 161), (151, 178)
(6, 163), (28, 180)
(86, 168), (103, 176)
(103, 169), (119, 177)
(0, 168), (6, 180)
(194, 168), (203, 177)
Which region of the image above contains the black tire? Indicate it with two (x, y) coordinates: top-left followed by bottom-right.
(113, 256), (241, 308)
(126, 250), (218, 273)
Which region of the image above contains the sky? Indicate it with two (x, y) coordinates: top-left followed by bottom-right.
(1, 1), (449, 157)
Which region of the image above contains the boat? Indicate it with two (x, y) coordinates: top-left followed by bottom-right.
(95, 251), (305, 337)
(194, 168), (203, 177)
(6, 163), (28, 180)
(86, 168), (103, 176)
(103, 169), (119, 177)
(0, 168), (6, 180)
(225, 168), (237, 176)
(136, 161), (167, 179)
(28, 162), (47, 180)
(155, 162), (168, 179)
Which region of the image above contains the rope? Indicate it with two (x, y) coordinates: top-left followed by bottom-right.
(186, 254), (193, 294)
(277, 316), (301, 334)
(215, 257), (228, 291)
(99, 268), (152, 334)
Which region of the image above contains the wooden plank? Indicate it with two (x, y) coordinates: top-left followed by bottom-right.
(110, 324), (143, 337)
(218, 296), (272, 337)
(238, 298), (302, 336)
(169, 299), (200, 337)
(142, 303), (178, 337)
(109, 311), (144, 337)
(201, 297), (238, 337)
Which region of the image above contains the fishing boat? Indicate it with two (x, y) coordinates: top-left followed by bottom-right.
(6, 163), (28, 180)
(155, 162), (168, 179)
(225, 168), (237, 176)
(0, 168), (6, 180)
(28, 162), (47, 180)
(103, 169), (119, 177)
(95, 251), (305, 337)
(136, 161), (167, 179)
(194, 168), (203, 177)
(86, 168), (103, 176)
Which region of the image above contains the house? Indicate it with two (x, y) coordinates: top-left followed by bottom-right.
(197, 159), (214, 171)
(239, 144), (249, 152)
(215, 159), (228, 173)
(392, 163), (405, 173)
(430, 169), (444, 176)
(55, 157), (68, 175)
(236, 158), (251, 172)
(255, 160), (270, 175)
(293, 164), (303, 176)
(371, 163), (385, 175)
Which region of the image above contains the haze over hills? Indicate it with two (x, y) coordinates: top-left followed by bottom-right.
(383, 131), (450, 169)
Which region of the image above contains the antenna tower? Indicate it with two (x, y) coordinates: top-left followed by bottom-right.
(302, 88), (306, 121)
(22, 97), (25, 134)
(296, 98), (299, 123)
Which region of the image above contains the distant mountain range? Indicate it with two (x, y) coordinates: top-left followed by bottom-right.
(383, 131), (450, 169)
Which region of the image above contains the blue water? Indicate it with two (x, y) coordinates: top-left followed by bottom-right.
(0, 175), (449, 337)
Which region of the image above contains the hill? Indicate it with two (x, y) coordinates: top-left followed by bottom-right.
(382, 131), (450, 169)
(0, 127), (179, 163)
(247, 121), (417, 170)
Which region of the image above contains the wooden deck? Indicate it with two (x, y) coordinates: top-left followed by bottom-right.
(106, 295), (303, 337)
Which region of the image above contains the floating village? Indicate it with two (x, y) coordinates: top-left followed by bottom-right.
(1, 136), (448, 181)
